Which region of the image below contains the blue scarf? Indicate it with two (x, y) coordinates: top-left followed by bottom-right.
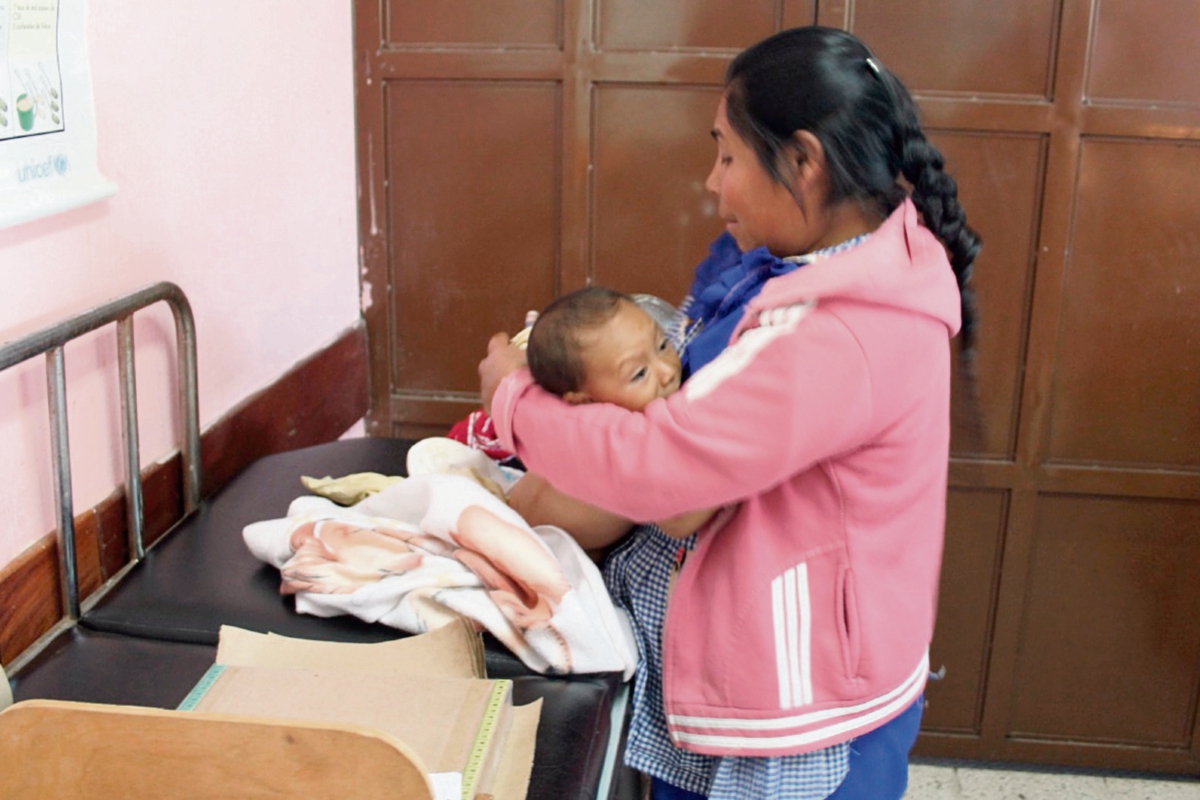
(680, 233), (806, 376)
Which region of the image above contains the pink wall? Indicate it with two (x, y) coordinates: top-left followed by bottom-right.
(0, 3), (362, 569)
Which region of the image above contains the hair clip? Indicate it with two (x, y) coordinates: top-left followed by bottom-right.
(864, 56), (883, 77)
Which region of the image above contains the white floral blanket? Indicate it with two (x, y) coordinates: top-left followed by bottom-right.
(243, 472), (636, 678)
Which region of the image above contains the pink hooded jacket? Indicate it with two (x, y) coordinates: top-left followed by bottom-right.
(492, 199), (961, 756)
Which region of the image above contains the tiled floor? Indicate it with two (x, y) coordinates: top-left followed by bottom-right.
(905, 761), (1200, 799)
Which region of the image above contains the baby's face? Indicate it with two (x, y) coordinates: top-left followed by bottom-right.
(574, 300), (681, 412)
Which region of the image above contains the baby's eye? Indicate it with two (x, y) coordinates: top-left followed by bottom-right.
(631, 367), (648, 383)
(721, 155), (732, 165)
(658, 337), (670, 352)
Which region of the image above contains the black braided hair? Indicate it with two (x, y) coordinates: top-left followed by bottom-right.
(723, 26), (981, 356)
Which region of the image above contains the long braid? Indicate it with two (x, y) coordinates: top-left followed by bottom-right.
(883, 69), (982, 355)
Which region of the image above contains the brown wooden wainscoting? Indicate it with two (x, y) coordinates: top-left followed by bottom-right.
(0, 322), (368, 667)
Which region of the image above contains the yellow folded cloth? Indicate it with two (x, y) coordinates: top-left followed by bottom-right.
(300, 472), (404, 505)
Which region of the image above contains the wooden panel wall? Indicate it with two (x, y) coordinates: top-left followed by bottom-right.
(356, 0), (1200, 774)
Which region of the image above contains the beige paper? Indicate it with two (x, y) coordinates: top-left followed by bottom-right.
(0, 672), (12, 712)
(215, 616), (485, 679)
(493, 700), (541, 800)
(190, 667), (508, 779)
(196, 620), (537, 799)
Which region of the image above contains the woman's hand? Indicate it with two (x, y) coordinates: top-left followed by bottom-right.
(479, 332), (527, 414)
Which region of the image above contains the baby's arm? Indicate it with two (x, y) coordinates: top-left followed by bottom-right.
(654, 508), (717, 539)
(507, 472), (634, 552)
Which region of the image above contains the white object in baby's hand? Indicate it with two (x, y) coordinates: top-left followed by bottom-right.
(509, 310), (538, 350)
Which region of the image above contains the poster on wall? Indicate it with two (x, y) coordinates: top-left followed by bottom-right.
(0, 0), (115, 229)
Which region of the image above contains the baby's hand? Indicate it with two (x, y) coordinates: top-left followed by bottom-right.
(508, 310), (538, 350)
(479, 332), (527, 414)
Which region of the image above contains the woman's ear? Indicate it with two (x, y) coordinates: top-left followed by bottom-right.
(789, 130), (827, 192)
(563, 390), (592, 405)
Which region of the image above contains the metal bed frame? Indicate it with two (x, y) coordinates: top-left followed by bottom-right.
(0, 282), (199, 670)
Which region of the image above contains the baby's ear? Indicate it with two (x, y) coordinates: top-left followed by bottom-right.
(562, 391), (592, 405)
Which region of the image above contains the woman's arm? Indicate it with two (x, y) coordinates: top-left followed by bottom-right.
(655, 508), (717, 539)
(512, 471), (715, 542)
(483, 310), (875, 522)
(507, 472), (634, 551)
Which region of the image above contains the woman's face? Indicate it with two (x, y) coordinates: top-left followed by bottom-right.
(705, 97), (814, 257)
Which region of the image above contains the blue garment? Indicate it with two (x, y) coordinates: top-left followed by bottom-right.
(679, 232), (807, 379)
(826, 697), (924, 800)
(652, 776), (708, 800)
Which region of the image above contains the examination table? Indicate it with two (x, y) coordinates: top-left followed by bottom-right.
(3, 284), (631, 799)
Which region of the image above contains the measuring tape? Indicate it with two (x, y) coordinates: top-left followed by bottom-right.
(460, 679), (512, 800)
(176, 664), (227, 711)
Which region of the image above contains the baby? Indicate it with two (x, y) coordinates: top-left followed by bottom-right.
(527, 286), (681, 412)
(513, 287), (712, 547)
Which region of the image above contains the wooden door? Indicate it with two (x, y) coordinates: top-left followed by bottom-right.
(355, 0), (1200, 774)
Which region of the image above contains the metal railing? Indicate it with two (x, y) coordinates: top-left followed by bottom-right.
(0, 282), (201, 620)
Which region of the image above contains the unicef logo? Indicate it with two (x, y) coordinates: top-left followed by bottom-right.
(16, 153), (70, 183)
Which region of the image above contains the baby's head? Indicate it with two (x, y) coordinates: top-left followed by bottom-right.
(527, 287), (681, 412)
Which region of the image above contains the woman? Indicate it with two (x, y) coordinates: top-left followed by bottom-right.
(482, 26), (980, 800)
